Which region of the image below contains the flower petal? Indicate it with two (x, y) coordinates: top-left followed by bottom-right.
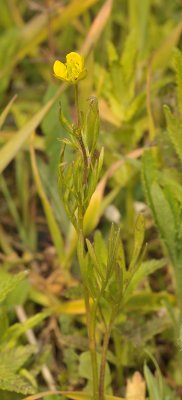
(53, 60), (67, 80)
(66, 52), (83, 68)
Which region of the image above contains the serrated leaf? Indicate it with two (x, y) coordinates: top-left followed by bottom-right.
(0, 271), (26, 304)
(0, 346), (36, 372)
(129, 214), (145, 272)
(142, 149), (158, 211)
(0, 369), (35, 395)
(151, 182), (176, 263)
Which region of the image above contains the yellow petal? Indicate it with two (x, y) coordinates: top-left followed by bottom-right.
(53, 60), (68, 80)
(66, 52), (83, 68)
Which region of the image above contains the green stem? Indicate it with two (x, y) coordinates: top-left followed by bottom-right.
(77, 230), (99, 400)
(99, 312), (115, 400)
(87, 298), (99, 400)
(74, 84), (80, 126)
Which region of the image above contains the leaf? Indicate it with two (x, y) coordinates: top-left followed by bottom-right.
(164, 105), (182, 162)
(3, 311), (50, 344)
(0, 86), (63, 173)
(120, 30), (138, 99)
(0, 369), (35, 395)
(52, 299), (85, 315)
(151, 182), (177, 263)
(142, 149), (158, 210)
(142, 150), (177, 264)
(79, 351), (111, 387)
(172, 48), (182, 114)
(128, 0), (150, 54)
(125, 291), (175, 313)
(30, 140), (65, 263)
(0, 94), (17, 129)
(0, 345), (35, 372)
(151, 22), (182, 71)
(0, 28), (21, 94)
(41, 85), (70, 175)
(129, 214), (145, 272)
(124, 259), (166, 301)
(84, 96), (99, 155)
(0, 271), (26, 304)
(144, 365), (161, 400)
(81, 0), (113, 55)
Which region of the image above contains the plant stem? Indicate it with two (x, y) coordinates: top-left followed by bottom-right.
(74, 83), (81, 126)
(86, 295), (99, 400)
(99, 315), (114, 400)
(77, 230), (99, 400)
(74, 85), (98, 399)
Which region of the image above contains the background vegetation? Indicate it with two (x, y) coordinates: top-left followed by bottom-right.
(1, 0), (182, 399)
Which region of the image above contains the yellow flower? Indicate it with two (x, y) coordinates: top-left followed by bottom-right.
(53, 52), (87, 84)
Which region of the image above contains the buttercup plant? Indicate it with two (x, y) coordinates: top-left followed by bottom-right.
(54, 52), (146, 400)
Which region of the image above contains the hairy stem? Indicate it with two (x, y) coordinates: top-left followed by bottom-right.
(99, 315), (114, 400)
(77, 231), (99, 400)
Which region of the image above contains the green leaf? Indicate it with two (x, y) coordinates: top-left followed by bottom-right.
(128, 0), (149, 54)
(84, 96), (99, 155)
(0, 28), (21, 95)
(151, 22), (182, 71)
(164, 105), (182, 162)
(0, 346), (35, 372)
(2, 311), (50, 345)
(0, 370), (35, 395)
(142, 149), (158, 209)
(120, 30), (138, 97)
(172, 48), (182, 114)
(124, 259), (166, 301)
(144, 364), (161, 400)
(142, 149), (177, 264)
(129, 214), (145, 272)
(125, 291), (175, 313)
(0, 86), (63, 174)
(41, 85), (70, 175)
(79, 351), (111, 388)
(151, 182), (177, 263)
(0, 271), (26, 304)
